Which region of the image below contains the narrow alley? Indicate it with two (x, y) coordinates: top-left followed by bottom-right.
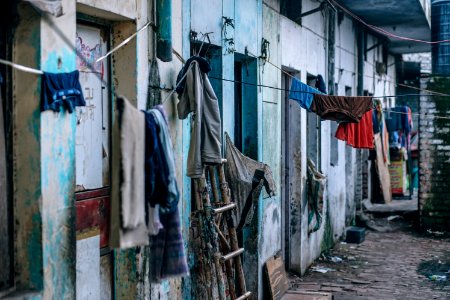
(289, 218), (450, 299)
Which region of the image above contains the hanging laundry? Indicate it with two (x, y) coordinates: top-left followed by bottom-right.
(110, 96), (148, 248)
(41, 70), (85, 113)
(385, 106), (412, 150)
(149, 206), (189, 282)
(143, 111), (169, 236)
(307, 159), (325, 234)
(335, 109), (374, 149)
(177, 59), (222, 178)
(373, 100), (390, 164)
(311, 94), (373, 123)
(315, 74), (327, 94)
(149, 108), (180, 213)
(225, 133), (276, 231)
(175, 56), (212, 95)
(288, 78), (321, 111)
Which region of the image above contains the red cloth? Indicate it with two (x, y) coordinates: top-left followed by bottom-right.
(335, 109), (374, 149)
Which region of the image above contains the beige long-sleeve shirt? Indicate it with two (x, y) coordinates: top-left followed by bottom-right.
(177, 61), (222, 178)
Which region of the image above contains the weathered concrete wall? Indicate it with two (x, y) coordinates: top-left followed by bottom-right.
(279, 0), (397, 276)
(13, 3), (44, 292)
(40, 0), (77, 297)
(419, 77), (450, 232)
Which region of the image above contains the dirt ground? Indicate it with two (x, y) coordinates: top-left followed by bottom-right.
(289, 219), (450, 300)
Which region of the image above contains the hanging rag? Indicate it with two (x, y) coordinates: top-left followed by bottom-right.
(110, 96), (148, 248)
(335, 109), (374, 149)
(149, 206), (189, 282)
(315, 74), (327, 94)
(41, 70), (85, 113)
(311, 94), (373, 123)
(149, 108), (180, 213)
(307, 159), (326, 234)
(175, 56), (212, 95)
(225, 133), (276, 231)
(177, 60), (222, 178)
(289, 78), (322, 111)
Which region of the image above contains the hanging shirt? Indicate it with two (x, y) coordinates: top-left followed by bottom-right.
(289, 78), (321, 111)
(335, 109), (374, 149)
(312, 94), (373, 123)
(41, 70), (85, 113)
(177, 60), (222, 178)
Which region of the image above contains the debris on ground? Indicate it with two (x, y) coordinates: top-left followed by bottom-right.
(329, 256), (343, 263)
(429, 275), (447, 282)
(311, 266), (335, 274)
(289, 219), (450, 299)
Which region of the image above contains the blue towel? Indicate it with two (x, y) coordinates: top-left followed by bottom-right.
(41, 70), (85, 113)
(289, 78), (322, 111)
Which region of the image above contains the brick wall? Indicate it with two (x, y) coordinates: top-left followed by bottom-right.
(419, 77), (450, 232)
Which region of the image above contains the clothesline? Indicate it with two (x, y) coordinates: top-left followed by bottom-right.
(1, 12), (449, 121)
(382, 109), (450, 121)
(208, 75), (448, 99)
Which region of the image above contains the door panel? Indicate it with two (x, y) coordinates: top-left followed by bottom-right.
(75, 24), (110, 191)
(75, 23), (112, 300)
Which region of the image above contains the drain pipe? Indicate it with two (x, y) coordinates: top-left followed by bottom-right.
(357, 25), (364, 95)
(328, 6), (336, 95)
(156, 0), (172, 62)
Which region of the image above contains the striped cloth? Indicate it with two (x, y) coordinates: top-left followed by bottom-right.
(149, 206), (189, 282)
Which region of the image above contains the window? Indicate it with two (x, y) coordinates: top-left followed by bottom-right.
(307, 74), (321, 169)
(281, 0), (302, 24)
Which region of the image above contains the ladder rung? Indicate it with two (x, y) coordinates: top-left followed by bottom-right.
(212, 203), (236, 214)
(235, 291), (252, 300)
(221, 248), (244, 262)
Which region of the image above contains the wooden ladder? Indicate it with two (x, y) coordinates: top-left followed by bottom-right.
(192, 160), (252, 300)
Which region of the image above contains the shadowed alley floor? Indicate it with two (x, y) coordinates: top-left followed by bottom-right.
(289, 220), (450, 300)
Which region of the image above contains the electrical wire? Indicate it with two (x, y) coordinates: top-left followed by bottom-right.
(331, 0), (449, 45)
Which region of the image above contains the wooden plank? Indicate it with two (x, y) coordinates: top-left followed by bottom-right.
(264, 256), (290, 300)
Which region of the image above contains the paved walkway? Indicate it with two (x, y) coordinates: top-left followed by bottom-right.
(290, 224), (450, 300)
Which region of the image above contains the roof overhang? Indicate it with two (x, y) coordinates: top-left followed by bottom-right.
(336, 0), (431, 54)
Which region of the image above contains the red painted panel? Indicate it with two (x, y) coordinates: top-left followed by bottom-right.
(76, 195), (110, 248)
(75, 187), (110, 201)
